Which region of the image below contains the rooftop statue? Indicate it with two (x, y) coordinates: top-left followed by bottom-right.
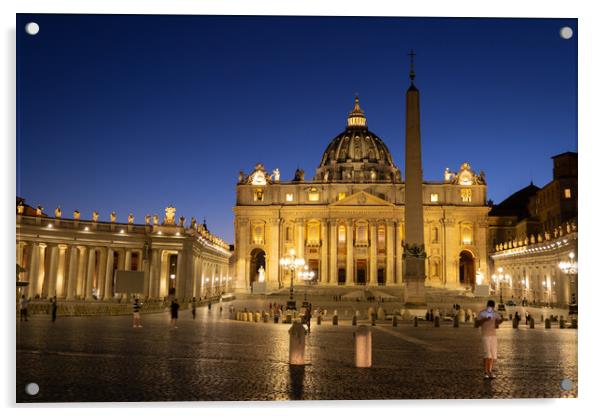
(164, 205), (176, 225)
(54, 206), (62, 218)
(92, 211), (99, 222)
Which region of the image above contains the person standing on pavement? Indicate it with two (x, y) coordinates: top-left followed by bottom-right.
(208, 300), (212, 311)
(50, 296), (58, 323)
(132, 298), (142, 328)
(191, 297), (197, 320)
(170, 299), (180, 329)
(19, 295), (28, 321)
(477, 300), (504, 379)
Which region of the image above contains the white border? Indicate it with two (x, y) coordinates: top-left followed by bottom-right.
(3, 1), (601, 415)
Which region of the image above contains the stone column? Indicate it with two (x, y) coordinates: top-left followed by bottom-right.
(395, 221), (403, 285)
(97, 248), (108, 299)
(66, 245), (79, 300)
(267, 218), (280, 288)
(36, 243), (47, 298)
(103, 247), (114, 300)
(46, 244), (60, 298)
(329, 220), (337, 285)
(85, 248), (97, 300)
(149, 248), (161, 298)
(76, 246), (88, 298)
(369, 222), (377, 285)
(295, 219), (305, 263)
(235, 218), (249, 291)
(346, 221), (354, 285)
(142, 250), (151, 299)
(443, 217), (457, 287)
(320, 219), (329, 284)
(124, 250), (132, 271)
(27, 243), (40, 298)
(386, 221), (395, 287)
(175, 250), (185, 299)
(56, 245), (68, 298)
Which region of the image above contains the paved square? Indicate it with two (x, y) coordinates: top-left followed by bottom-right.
(16, 301), (577, 402)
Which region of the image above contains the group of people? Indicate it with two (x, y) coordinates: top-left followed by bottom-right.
(18, 294), (58, 323)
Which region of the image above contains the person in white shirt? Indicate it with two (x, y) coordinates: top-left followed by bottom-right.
(477, 300), (504, 379)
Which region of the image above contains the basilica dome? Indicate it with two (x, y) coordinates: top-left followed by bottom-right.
(315, 97), (400, 183)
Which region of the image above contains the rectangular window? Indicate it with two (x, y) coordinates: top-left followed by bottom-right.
(285, 193), (294, 202)
(564, 188), (571, 199)
(338, 192), (346, 200)
(430, 193), (439, 202)
(338, 225), (346, 244)
(308, 191), (320, 202)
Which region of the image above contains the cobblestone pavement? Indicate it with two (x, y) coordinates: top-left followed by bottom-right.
(16, 299), (577, 402)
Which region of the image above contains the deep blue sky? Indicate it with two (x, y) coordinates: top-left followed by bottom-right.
(16, 14), (577, 243)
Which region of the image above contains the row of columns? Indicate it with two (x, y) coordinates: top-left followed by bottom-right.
(17, 242), (230, 301)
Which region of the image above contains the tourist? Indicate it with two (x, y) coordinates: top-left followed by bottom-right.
(19, 295), (28, 322)
(170, 299), (180, 328)
(132, 298), (142, 328)
(525, 311), (530, 325)
(191, 297), (197, 320)
(50, 296), (58, 323)
(477, 300), (504, 379)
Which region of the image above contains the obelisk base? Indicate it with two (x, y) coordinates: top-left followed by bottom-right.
(403, 277), (427, 307)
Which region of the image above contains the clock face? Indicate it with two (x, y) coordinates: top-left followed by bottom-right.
(458, 171), (473, 185)
(251, 171), (267, 185)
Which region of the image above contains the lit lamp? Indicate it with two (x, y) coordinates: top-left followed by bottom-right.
(491, 267), (508, 310)
(558, 251), (578, 315)
(299, 264), (316, 302)
(280, 248), (305, 310)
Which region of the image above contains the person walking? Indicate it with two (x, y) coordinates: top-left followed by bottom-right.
(50, 296), (58, 323)
(19, 295), (28, 322)
(208, 301), (212, 312)
(170, 299), (180, 329)
(477, 300), (504, 379)
(191, 297), (197, 320)
(132, 298), (142, 328)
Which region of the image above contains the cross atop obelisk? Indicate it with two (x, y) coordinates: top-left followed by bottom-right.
(403, 50), (427, 308)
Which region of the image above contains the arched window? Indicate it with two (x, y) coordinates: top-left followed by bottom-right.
(377, 225), (386, 254)
(338, 225), (346, 244)
(461, 223), (473, 245)
(307, 221), (321, 246)
(356, 222), (368, 245)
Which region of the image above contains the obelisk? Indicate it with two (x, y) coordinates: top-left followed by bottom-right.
(403, 50), (427, 307)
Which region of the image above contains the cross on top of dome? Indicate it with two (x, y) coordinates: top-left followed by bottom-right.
(347, 96), (367, 128)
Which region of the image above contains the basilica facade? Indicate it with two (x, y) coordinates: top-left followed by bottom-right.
(232, 96), (491, 292)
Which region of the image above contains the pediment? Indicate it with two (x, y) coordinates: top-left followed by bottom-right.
(329, 191), (394, 207)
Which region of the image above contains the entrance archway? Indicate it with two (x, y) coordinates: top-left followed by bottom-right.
(356, 260), (367, 285)
(459, 250), (475, 290)
(249, 248), (266, 286)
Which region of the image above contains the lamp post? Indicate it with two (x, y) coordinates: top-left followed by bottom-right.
(299, 265), (315, 302)
(279, 248), (305, 310)
(559, 251), (578, 315)
(492, 267), (508, 311)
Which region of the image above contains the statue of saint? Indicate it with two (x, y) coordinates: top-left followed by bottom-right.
(179, 216), (185, 227)
(153, 214), (159, 225)
(272, 168), (280, 182)
(73, 210), (80, 220)
(370, 169), (377, 181)
(164, 205), (176, 225)
(92, 211), (99, 222)
(238, 171), (245, 184)
(190, 217), (197, 229)
(17, 202), (24, 215)
(257, 266), (265, 283)
(54, 206), (62, 218)
(128, 213), (134, 224)
(145, 214), (151, 225)
(36, 206), (43, 216)
(110, 211), (117, 223)
(444, 167), (453, 182)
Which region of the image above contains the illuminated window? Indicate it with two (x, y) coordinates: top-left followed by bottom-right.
(460, 188), (472, 203)
(252, 223), (264, 245)
(356, 222), (368, 244)
(461, 224), (473, 245)
(564, 188), (571, 199)
(308, 188), (320, 202)
(254, 188), (264, 202)
(307, 221), (321, 245)
(430, 193), (439, 202)
(338, 192), (346, 201)
(286, 193), (294, 202)
(377, 226), (386, 253)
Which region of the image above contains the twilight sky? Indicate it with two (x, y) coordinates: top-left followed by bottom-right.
(16, 14), (577, 243)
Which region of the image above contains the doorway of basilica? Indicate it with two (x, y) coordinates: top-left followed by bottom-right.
(459, 250), (476, 290)
(356, 259), (367, 285)
(249, 248), (266, 286)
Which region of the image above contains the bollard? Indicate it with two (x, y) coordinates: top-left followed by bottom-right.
(392, 315), (398, 327)
(255, 312), (261, 322)
(352, 315), (357, 326)
(354, 325), (372, 368)
(274, 315), (279, 324)
(453, 315), (459, 328)
(541, 314), (544, 323)
(413, 316), (418, 327)
(512, 318), (519, 329)
(508, 314), (512, 321)
(529, 317), (535, 328)
(236, 311), (241, 321)
(545, 318), (551, 329)
(263, 313), (269, 323)
(434, 316), (440, 327)
(474, 318), (479, 328)
(317, 315), (322, 325)
(371, 315), (376, 326)
(560, 318), (565, 329)
(288, 322), (306, 365)
(377, 307), (385, 320)
(332, 314), (338, 325)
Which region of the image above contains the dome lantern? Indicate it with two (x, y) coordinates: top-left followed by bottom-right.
(347, 96), (367, 128)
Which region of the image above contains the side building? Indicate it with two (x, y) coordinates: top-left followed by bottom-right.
(16, 201), (232, 302)
(488, 152), (578, 308)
